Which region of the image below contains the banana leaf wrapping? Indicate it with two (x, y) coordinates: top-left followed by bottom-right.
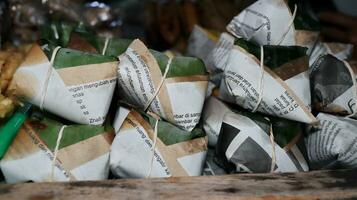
(7, 43), (118, 125)
(117, 39), (209, 131)
(0, 111), (114, 183)
(110, 106), (208, 178)
(43, 23), (209, 131)
(219, 38), (316, 124)
(226, 0), (319, 50)
(306, 113), (357, 170)
(310, 55), (357, 116)
(206, 97), (309, 173)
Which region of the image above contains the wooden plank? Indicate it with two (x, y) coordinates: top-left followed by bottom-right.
(0, 169), (357, 200)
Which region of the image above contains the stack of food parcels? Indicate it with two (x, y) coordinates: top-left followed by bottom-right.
(0, 0), (356, 183)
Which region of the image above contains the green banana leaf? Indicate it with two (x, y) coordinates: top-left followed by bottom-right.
(40, 21), (76, 47)
(235, 38), (307, 70)
(134, 110), (206, 146)
(41, 22), (207, 77)
(150, 50), (207, 78)
(41, 42), (117, 69)
(29, 110), (113, 151)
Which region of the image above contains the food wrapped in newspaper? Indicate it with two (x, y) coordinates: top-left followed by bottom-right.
(226, 0), (319, 49)
(110, 107), (208, 178)
(306, 113), (357, 170)
(214, 101), (309, 173)
(309, 42), (354, 65)
(7, 43), (118, 125)
(310, 55), (357, 116)
(219, 39), (316, 124)
(187, 25), (219, 67)
(117, 39), (209, 131)
(0, 111), (114, 183)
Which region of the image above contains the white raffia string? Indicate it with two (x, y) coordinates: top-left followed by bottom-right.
(268, 123), (276, 172)
(276, 4), (297, 45)
(252, 46), (265, 112)
(51, 24), (59, 40)
(343, 60), (357, 118)
(147, 118), (159, 178)
(40, 46), (61, 111)
(50, 125), (67, 181)
(102, 37), (110, 55)
(144, 58), (172, 111)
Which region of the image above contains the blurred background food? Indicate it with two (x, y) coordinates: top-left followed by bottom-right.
(1, 0), (356, 53)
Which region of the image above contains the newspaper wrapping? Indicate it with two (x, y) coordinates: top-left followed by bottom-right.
(310, 55), (357, 116)
(219, 39), (317, 124)
(8, 44), (118, 125)
(0, 112), (114, 183)
(306, 113), (357, 169)
(110, 107), (208, 178)
(117, 39), (209, 131)
(212, 98), (309, 173)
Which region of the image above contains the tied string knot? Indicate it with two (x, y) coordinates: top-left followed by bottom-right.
(143, 58), (172, 111)
(144, 57), (172, 178)
(40, 46), (61, 111)
(253, 4), (297, 112)
(51, 125), (67, 181)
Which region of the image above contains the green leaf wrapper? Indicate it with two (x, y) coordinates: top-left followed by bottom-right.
(136, 110), (206, 146)
(29, 111), (113, 151)
(41, 43), (117, 69)
(234, 38), (307, 69)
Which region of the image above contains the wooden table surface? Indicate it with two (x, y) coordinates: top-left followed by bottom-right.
(0, 169), (356, 200)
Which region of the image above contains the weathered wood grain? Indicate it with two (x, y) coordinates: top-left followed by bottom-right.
(0, 169), (357, 200)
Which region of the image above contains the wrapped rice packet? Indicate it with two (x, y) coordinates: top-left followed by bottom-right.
(110, 107), (208, 178)
(306, 113), (357, 170)
(226, 0), (319, 49)
(219, 39), (316, 124)
(309, 42), (354, 66)
(117, 39), (209, 131)
(310, 55), (357, 116)
(211, 98), (309, 173)
(7, 43), (118, 125)
(0, 111), (114, 183)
